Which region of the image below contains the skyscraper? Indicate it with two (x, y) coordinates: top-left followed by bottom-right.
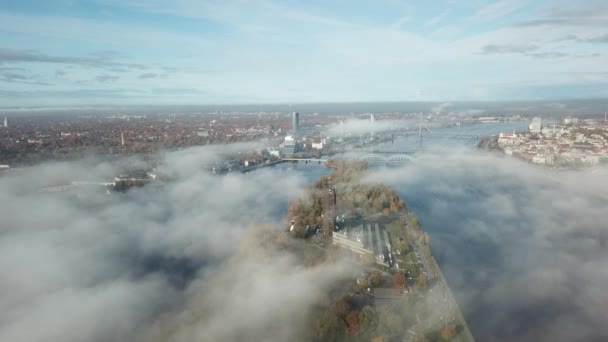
(292, 111), (299, 133)
(3, 116), (7, 128)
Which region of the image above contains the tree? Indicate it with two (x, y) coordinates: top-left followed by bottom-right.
(314, 309), (346, 341)
(416, 274), (427, 289)
(441, 324), (456, 341)
(356, 277), (369, 290)
(358, 306), (378, 338)
(332, 296), (350, 318)
(345, 310), (360, 334)
(370, 270), (383, 287)
(393, 272), (406, 290)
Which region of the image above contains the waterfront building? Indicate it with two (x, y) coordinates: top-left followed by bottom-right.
(529, 117), (542, 133)
(281, 135), (297, 156)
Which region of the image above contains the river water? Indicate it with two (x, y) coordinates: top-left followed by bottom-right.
(267, 121), (534, 340)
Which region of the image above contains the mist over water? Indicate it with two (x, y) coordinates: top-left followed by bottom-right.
(291, 122), (607, 341)
(262, 163), (333, 220)
(382, 154), (608, 342)
(1, 122), (605, 342)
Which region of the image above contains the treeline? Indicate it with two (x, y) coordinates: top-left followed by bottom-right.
(308, 275), (456, 342)
(287, 159), (405, 237)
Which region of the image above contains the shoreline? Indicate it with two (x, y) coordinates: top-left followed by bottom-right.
(286, 160), (475, 341)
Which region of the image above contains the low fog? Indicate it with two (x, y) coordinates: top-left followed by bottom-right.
(325, 118), (424, 137)
(0, 144), (347, 342)
(366, 149), (608, 342)
(1, 143), (607, 342)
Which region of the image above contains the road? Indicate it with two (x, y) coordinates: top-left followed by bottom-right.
(402, 213), (475, 342)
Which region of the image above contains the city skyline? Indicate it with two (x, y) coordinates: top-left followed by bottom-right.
(1, 0), (608, 106)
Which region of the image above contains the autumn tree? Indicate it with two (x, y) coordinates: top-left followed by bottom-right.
(416, 274), (427, 289)
(370, 270), (383, 287)
(332, 296), (350, 318)
(441, 324), (456, 341)
(358, 305), (378, 339)
(345, 310), (360, 335)
(393, 272), (406, 290)
(356, 277), (369, 290)
(314, 308), (346, 341)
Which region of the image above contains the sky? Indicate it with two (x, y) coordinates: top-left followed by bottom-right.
(1, 0), (608, 106)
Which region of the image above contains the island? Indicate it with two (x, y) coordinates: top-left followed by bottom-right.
(278, 159), (474, 342)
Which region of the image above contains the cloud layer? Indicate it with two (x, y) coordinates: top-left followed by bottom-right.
(2, 142), (607, 341)
(0, 145), (349, 342)
(366, 149), (608, 341)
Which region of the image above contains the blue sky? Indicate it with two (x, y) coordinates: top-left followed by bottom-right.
(0, 0), (607, 106)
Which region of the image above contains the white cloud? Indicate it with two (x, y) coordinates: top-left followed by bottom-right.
(0, 144), (350, 342)
(424, 9), (450, 28)
(363, 149), (608, 341)
(474, 0), (528, 21)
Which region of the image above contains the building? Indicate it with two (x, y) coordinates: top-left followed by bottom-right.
(292, 111), (299, 133)
(564, 117), (579, 125)
(529, 117), (542, 133)
(498, 132), (517, 145)
(3, 116), (7, 128)
(311, 142), (324, 150)
(281, 135), (297, 156)
(267, 148), (280, 157)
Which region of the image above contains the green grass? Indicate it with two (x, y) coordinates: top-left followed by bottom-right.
(385, 219), (406, 242)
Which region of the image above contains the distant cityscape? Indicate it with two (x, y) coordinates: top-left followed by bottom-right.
(2, 109), (608, 174)
(495, 115), (608, 166)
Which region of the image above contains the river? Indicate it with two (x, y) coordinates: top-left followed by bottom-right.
(265, 121), (535, 340)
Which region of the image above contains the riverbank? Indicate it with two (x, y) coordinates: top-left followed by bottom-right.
(285, 159), (474, 341)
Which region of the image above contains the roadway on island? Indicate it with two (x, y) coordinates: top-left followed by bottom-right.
(403, 214), (475, 342)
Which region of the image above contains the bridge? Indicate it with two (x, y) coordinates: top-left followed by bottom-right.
(392, 132), (491, 140)
(282, 152), (415, 164)
(38, 181), (115, 193)
(359, 153), (415, 163)
(281, 158), (327, 164)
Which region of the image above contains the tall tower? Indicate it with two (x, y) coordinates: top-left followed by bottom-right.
(3, 116), (7, 128)
(292, 111), (299, 134)
(121, 132), (125, 147)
